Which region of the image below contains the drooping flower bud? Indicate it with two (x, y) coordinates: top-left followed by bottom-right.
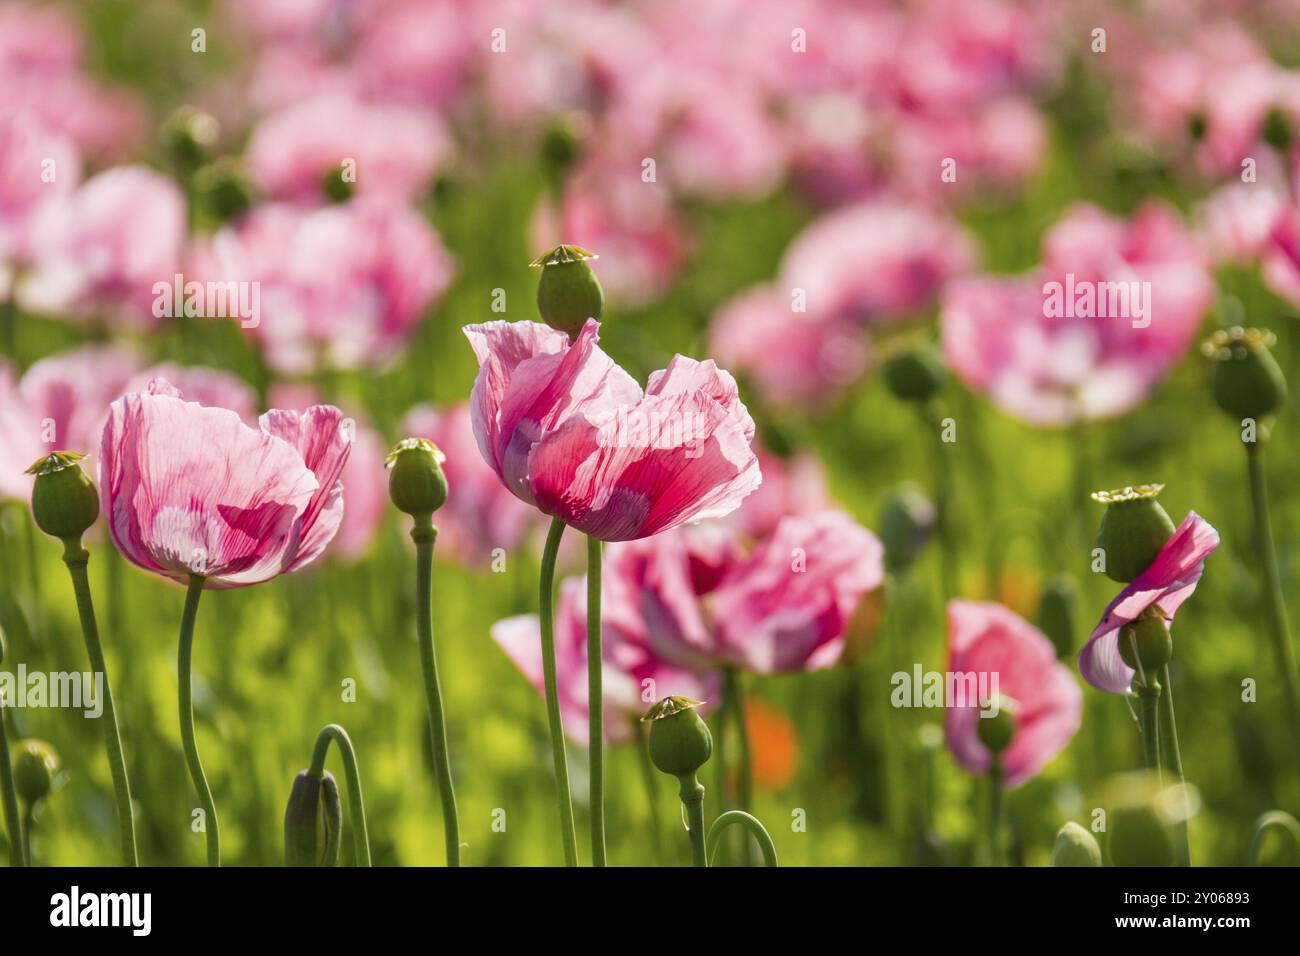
(881, 345), (948, 403)
(644, 697), (713, 777)
(1092, 484), (1176, 583)
(1202, 327), (1287, 420)
(162, 106), (219, 171)
(975, 695), (1018, 757)
(1036, 574), (1078, 659)
(1117, 611), (1173, 677)
(532, 245), (604, 338)
(386, 438), (448, 518)
(1051, 821), (1102, 867)
(12, 740), (59, 807)
(26, 452), (99, 542)
(284, 770), (343, 867)
(879, 484), (936, 574)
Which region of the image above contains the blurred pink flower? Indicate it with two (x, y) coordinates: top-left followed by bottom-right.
(727, 446), (831, 541)
(16, 344), (143, 456)
(129, 364), (259, 423)
(99, 379), (352, 588)
(245, 93), (450, 204)
(401, 402), (537, 563)
(941, 202), (1214, 426)
(0, 361), (43, 501)
(0, 115), (81, 273)
(944, 600), (1082, 788)
(19, 166), (185, 328)
(1079, 512), (1220, 695)
(463, 318), (761, 541)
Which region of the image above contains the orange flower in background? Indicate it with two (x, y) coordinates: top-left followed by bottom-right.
(744, 698), (799, 793)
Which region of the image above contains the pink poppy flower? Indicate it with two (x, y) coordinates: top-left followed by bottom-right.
(0, 361), (44, 501)
(128, 364), (259, 424)
(19, 166), (185, 328)
(492, 577), (716, 746)
(0, 115), (81, 273)
(1078, 513), (1220, 695)
(945, 600), (1082, 788)
(16, 343), (143, 455)
(728, 446), (832, 541)
(401, 402), (537, 563)
(98, 379), (352, 588)
(463, 318), (761, 541)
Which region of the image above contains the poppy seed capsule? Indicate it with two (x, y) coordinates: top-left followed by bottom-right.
(12, 740), (59, 806)
(1118, 614), (1172, 673)
(976, 695), (1018, 757)
(532, 245), (604, 338)
(644, 697), (713, 777)
(1092, 484), (1176, 583)
(26, 453), (99, 541)
(879, 484), (936, 574)
(386, 438), (448, 517)
(284, 770), (343, 867)
(881, 347), (948, 403)
(1203, 327), (1287, 420)
(1051, 822), (1102, 867)
(1036, 574), (1078, 659)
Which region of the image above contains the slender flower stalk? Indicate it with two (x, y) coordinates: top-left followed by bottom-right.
(1159, 664), (1192, 866)
(1248, 810), (1300, 865)
(586, 534), (606, 866)
(632, 718), (664, 864)
(0, 642), (22, 866)
(724, 668), (754, 811)
(539, 517), (578, 865)
(178, 574), (219, 866)
(680, 773), (708, 867)
(307, 724), (371, 867)
(988, 761), (1003, 866)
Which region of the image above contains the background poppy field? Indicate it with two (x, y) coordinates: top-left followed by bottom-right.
(3, 0), (1300, 867)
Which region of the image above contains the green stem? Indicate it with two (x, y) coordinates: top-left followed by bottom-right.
(0, 698), (22, 866)
(1138, 687), (1162, 782)
(586, 534), (605, 867)
(724, 667), (753, 810)
(1248, 810), (1300, 865)
(925, 401), (957, 600)
(632, 717), (664, 864)
(21, 804), (33, 866)
(308, 723), (372, 867)
(539, 517), (578, 866)
(178, 574), (219, 866)
(1244, 442), (1300, 762)
(678, 773), (707, 867)
(988, 761), (1003, 866)
(412, 520), (460, 867)
(706, 810), (778, 866)
(1159, 664), (1191, 866)
(61, 539), (138, 866)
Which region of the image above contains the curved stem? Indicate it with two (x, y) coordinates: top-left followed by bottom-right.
(62, 539), (138, 866)
(1248, 810), (1300, 865)
(988, 761), (1003, 867)
(1159, 664), (1191, 867)
(412, 520), (460, 867)
(586, 534), (605, 867)
(678, 773), (707, 867)
(308, 723), (372, 867)
(707, 810), (778, 866)
(1244, 442), (1300, 769)
(539, 517), (578, 866)
(178, 574), (219, 866)
(0, 700), (22, 866)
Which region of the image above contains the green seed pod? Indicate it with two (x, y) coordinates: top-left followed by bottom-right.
(532, 245), (604, 338)
(975, 695), (1018, 757)
(27, 453), (99, 541)
(644, 697), (713, 777)
(284, 770), (343, 867)
(193, 158), (256, 225)
(1051, 821), (1102, 867)
(881, 346), (948, 403)
(386, 438), (448, 518)
(878, 483), (936, 574)
(12, 740), (59, 807)
(1036, 574), (1078, 659)
(1117, 613), (1173, 674)
(1203, 327), (1287, 420)
(162, 106), (219, 170)
(1092, 484), (1176, 583)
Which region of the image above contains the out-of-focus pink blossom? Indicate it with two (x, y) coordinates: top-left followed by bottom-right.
(17, 344), (142, 455)
(245, 94), (450, 204)
(99, 379), (352, 588)
(0, 361), (43, 501)
(944, 600), (1082, 788)
(464, 319), (761, 541)
(129, 364), (259, 424)
(19, 167), (185, 328)
(0, 116), (81, 271)
(401, 402), (537, 564)
(728, 446), (831, 540)
(1079, 513), (1220, 695)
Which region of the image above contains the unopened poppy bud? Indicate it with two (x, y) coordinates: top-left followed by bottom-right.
(1263, 108), (1294, 152)
(386, 438), (448, 518)
(321, 165), (354, 203)
(284, 770), (343, 867)
(193, 158), (255, 225)
(1051, 821), (1102, 867)
(27, 452), (99, 541)
(1092, 484), (1176, 583)
(12, 740), (58, 807)
(1118, 613), (1172, 675)
(976, 695), (1018, 757)
(879, 484), (936, 573)
(162, 106), (219, 170)
(532, 245), (604, 338)
(540, 113), (588, 193)
(1202, 327), (1287, 420)
(1036, 574), (1078, 659)
(644, 697), (713, 777)
(881, 346), (948, 403)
